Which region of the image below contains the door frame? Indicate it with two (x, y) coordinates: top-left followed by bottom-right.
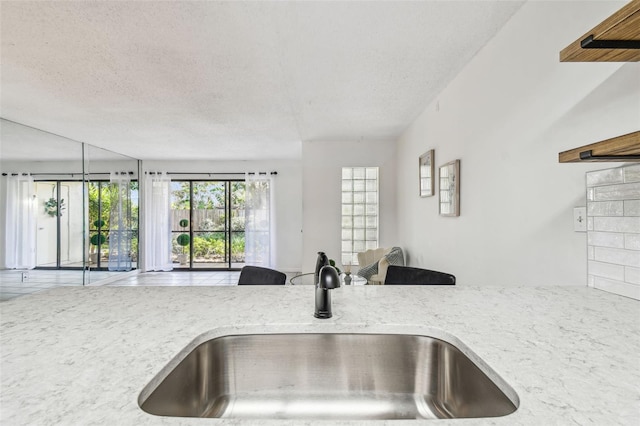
(171, 179), (245, 271)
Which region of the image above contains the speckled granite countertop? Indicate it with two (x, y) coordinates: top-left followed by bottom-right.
(1, 285), (638, 425)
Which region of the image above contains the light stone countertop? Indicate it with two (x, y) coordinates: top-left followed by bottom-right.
(1, 285), (638, 425)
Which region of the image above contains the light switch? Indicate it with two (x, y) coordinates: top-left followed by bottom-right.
(574, 207), (587, 232)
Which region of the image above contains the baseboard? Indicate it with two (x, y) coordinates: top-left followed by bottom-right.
(87, 269), (141, 286)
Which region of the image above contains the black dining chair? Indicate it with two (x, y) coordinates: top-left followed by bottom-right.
(384, 265), (456, 285)
(238, 266), (287, 285)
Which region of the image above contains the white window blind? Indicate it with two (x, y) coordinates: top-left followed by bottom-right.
(341, 167), (378, 265)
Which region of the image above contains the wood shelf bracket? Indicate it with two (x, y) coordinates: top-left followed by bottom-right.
(580, 34), (640, 49)
(559, 131), (640, 163)
(560, 1), (640, 62)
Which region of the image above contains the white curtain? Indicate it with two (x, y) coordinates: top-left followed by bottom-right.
(4, 174), (37, 269)
(108, 172), (132, 271)
(244, 173), (275, 267)
(143, 172), (173, 271)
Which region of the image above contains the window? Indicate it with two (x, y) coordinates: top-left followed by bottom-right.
(170, 180), (246, 269)
(88, 180), (139, 270)
(341, 167), (378, 265)
(35, 181), (84, 268)
(33, 179), (139, 270)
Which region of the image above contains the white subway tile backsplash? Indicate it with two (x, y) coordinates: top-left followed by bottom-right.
(587, 201), (624, 216)
(624, 200), (640, 216)
(586, 164), (640, 299)
(586, 168), (624, 187)
(587, 231), (624, 248)
(593, 182), (640, 201)
(623, 164), (640, 183)
(594, 246), (640, 267)
(593, 276), (640, 300)
(588, 261), (625, 281)
(625, 267), (640, 285)
(593, 216), (640, 233)
(625, 234), (640, 251)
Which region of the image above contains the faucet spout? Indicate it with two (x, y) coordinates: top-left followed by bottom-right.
(314, 251), (329, 286)
(315, 264), (341, 319)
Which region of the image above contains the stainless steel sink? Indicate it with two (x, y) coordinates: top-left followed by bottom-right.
(139, 333), (518, 420)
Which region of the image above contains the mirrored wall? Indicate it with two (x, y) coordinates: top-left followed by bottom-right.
(0, 118), (140, 298)
(84, 144), (139, 284)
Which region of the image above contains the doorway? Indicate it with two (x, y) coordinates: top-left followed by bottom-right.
(34, 179), (139, 271)
(35, 181), (84, 268)
(87, 180), (139, 270)
(171, 180), (245, 270)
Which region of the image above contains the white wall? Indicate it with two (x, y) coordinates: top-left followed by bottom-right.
(301, 140), (397, 273)
(141, 159), (303, 272)
(396, 1), (639, 286)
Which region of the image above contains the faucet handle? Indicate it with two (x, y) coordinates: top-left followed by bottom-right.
(319, 265), (341, 289)
(314, 251), (329, 286)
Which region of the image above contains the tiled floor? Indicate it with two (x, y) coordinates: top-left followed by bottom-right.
(105, 271), (242, 287)
(1, 270), (301, 302)
(1, 270), (83, 302)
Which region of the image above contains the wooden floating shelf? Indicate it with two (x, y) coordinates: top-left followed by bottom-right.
(560, 0), (640, 62)
(559, 131), (640, 162)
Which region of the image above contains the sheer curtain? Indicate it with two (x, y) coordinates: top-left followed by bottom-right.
(108, 172), (132, 271)
(143, 172), (173, 271)
(4, 174), (37, 269)
(244, 173), (275, 267)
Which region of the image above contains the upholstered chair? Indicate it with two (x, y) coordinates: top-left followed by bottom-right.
(384, 265), (455, 285)
(238, 266), (286, 285)
(356, 247), (404, 285)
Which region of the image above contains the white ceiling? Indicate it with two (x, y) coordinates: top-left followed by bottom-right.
(1, 1), (524, 161)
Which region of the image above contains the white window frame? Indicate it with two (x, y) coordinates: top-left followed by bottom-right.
(341, 167), (379, 266)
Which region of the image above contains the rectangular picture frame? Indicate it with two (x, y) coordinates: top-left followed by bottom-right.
(419, 149), (434, 197)
(439, 159), (460, 217)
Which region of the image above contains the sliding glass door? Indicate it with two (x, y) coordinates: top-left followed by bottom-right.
(171, 180), (245, 270)
(34, 179), (138, 270)
(87, 180), (139, 270)
(35, 181), (84, 268)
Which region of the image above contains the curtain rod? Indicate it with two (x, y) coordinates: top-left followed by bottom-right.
(144, 171), (277, 176)
(2, 171), (134, 176)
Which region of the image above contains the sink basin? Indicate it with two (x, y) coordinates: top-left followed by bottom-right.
(139, 333), (518, 420)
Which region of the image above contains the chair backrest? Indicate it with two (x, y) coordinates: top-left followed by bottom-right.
(238, 266), (286, 285)
(384, 265), (455, 285)
(357, 247), (388, 268)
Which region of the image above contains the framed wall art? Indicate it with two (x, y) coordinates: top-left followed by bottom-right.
(439, 159), (460, 217)
(419, 149), (434, 197)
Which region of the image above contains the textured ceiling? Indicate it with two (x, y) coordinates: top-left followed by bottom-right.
(1, 1), (524, 161)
